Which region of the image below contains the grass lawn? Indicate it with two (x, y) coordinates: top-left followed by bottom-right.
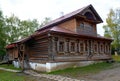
(0, 70), (36, 81)
(0, 64), (21, 70)
(112, 55), (120, 61)
(48, 62), (113, 78)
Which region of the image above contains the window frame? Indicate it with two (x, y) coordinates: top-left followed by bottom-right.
(58, 41), (65, 53)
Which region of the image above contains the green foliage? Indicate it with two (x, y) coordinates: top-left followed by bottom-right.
(103, 9), (120, 50)
(39, 17), (51, 28)
(0, 10), (7, 56)
(5, 14), (40, 43)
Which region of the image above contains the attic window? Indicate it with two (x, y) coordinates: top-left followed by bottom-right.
(84, 12), (95, 20)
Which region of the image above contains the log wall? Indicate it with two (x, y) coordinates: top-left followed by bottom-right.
(27, 35), (49, 62)
(51, 34), (112, 62)
(7, 48), (18, 60)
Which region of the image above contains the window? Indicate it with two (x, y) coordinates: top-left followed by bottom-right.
(59, 42), (64, 52)
(100, 44), (103, 53)
(85, 40), (88, 51)
(77, 43), (79, 53)
(106, 45), (110, 53)
(76, 23), (84, 33)
(80, 23), (84, 29)
(94, 44), (97, 52)
(84, 12), (95, 20)
(20, 44), (24, 51)
(84, 24), (93, 31)
(80, 43), (84, 52)
(71, 42), (75, 52)
(55, 41), (58, 52)
(66, 42), (69, 52)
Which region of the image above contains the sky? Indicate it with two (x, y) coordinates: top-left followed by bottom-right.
(0, 0), (120, 36)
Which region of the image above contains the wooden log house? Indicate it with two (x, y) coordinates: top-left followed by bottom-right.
(6, 4), (113, 72)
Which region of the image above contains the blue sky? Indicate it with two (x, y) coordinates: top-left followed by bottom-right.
(0, 0), (120, 36)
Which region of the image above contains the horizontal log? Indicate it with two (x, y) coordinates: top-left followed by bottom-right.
(30, 48), (48, 50)
(32, 40), (48, 44)
(29, 59), (48, 63)
(30, 45), (48, 49)
(30, 53), (48, 55)
(30, 55), (49, 58)
(31, 43), (48, 46)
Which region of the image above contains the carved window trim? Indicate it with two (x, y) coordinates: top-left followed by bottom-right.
(80, 41), (84, 54)
(70, 42), (75, 53)
(76, 39), (80, 53)
(85, 40), (88, 52)
(100, 43), (103, 53)
(94, 43), (97, 53)
(54, 37), (58, 53)
(66, 41), (69, 53)
(58, 41), (64, 53)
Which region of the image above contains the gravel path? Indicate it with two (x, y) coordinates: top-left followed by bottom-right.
(24, 70), (81, 81)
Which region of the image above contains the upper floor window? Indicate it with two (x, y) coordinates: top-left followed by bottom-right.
(77, 22), (94, 32)
(84, 24), (93, 31)
(80, 23), (84, 29)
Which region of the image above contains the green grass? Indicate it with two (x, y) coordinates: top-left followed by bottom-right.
(0, 70), (39, 81)
(112, 55), (120, 61)
(0, 64), (21, 70)
(0, 70), (25, 81)
(48, 62), (113, 77)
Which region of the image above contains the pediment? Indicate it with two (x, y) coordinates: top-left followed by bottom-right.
(79, 5), (103, 23)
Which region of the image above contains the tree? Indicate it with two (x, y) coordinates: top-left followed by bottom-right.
(19, 19), (39, 38)
(0, 10), (50, 58)
(103, 9), (120, 51)
(5, 14), (21, 43)
(0, 10), (7, 57)
(39, 17), (51, 28)
(5, 15), (39, 43)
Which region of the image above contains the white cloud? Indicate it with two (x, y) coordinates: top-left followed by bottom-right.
(0, 0), (120, 36)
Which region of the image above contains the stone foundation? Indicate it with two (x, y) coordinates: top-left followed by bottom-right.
(13, 61), (97, 72)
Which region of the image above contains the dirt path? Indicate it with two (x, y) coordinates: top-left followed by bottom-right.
(86, 67), (120, 81)
(76, 63), (120, 81)
(0, 67), (20, 72)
